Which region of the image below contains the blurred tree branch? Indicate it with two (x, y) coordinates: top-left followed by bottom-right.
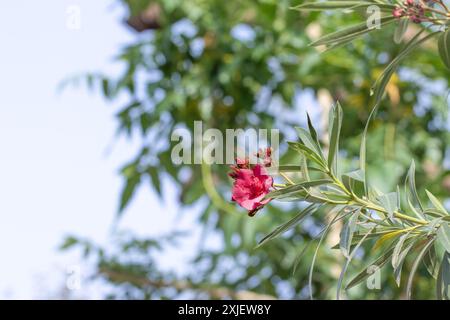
(99, 267), (276, 300)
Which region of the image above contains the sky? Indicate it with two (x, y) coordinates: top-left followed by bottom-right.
(0, 1), (201, 299)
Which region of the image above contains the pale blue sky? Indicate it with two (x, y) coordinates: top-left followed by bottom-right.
(0, 1), (201, 298)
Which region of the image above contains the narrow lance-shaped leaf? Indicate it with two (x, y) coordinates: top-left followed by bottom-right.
(393, 242), (415, 286)
(371, 30), (439, 103)
(405, 160), (424, 212)
(266, 179), (332, 199)
(342, 169), (365, 197)
(372, 229), (405, 251)
(377, 192), (399, 220)
(288, 141), (327, 169)
(296, 126), (324, 160)
(438, 29), (450, 70)
(408, 198), (427, 220)
(269, 165), (322, 173)
(293, 205), (346, 276)
(300, 154), (310, 181)
(306, 113), (319, 143)
(148, 166), (161, 196)
(360, 102), (380, 196)
(118, 174), (141, 216)
(309, 207), (345, 299)
(328, 102), (342, 175)
(340, 210), (360, 258)
(310, 16), (397, 47)
(426, 190), (448, 215)
(423, 246), (440, 279)
(337, 226), (377, 299)
(392, 232), (411, 269)
(393, 18), (409, 44)
(293, 1), (396, 11)
(436, 252), (450, 300)
(257, 204), (319, 247)
(346, 247), (395, 290)
(406, 238), (435, 299)
(437, 223), (450, 253)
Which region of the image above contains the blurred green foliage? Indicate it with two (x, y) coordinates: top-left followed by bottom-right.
(62, 0), (449, 299)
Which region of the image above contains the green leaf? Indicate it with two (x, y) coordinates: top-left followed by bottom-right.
(148, 166), (161, 196)
(288, 141), (327, 169)
(328, 102), (343, 174)
(309, 207), (345, 299)
(340, 210), (360, 258)
(371, 30), (438, 103)
(293, 1), (395, 11)
(296, 126), (324, 160)
(346, 247), (395, 290)
(406, 237), (435, 299)
(300, 154), (310, 181)
(426, 190), (448, 215)
(371, 67), (396, 104)
(267, 179), (332, 199)
(437, 223), (450, 253)
(405, 160), (424, 212)
(102, 78), (111, 98)
(257, 204), (319, 247)
(337, 226), (376, 299)
(436, 251), (450, 299)
(438, 29), (450, 70)
(292, 241), (314, 275)
(118, 175), (141, 215)
(359, 103), (380, 196)
(59, 236), (79, 250)
(306, 113), (321, 149)
(377, 192), (399, 220)
(424, 246), (440, 279)
(392, 233), (410, 269)
(372, 229), (405, 251)
(393, 241), (415, 286)
(293, 205), (345, 276)
(270, 165), (321, 173)
(310, 16), (397, 47)
(342, 169), (365, 197)
(427, 218), (444, 236)
(393, 18), (409, 44)
(423, 209), (446, 219)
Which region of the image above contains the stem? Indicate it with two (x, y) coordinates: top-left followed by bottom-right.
(424, 0), (449, 12)
(201, 162), (236, 214)
(273, 183), (286, 188)
(328, 170), (428, 226)
(280, 172), (295, 185)
(424, 6), (449, 16)
(328, 171), (352, 197)
(360, 200), (428, 225)
(439, 0), (449, 12)
(424, 18), (446, 24)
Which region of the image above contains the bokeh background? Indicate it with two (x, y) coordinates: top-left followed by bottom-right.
(0, 0), (449, 299)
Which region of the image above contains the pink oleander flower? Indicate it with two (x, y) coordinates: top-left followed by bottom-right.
(229, 148), (274, 216)
(235, 157), (250, 168)
(257, 147), (273, 167)
(394, 0), (425, 23)
(409, 14), (423, 23)
(393, 6), (405, 18)
(230, 164), (273, 216)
